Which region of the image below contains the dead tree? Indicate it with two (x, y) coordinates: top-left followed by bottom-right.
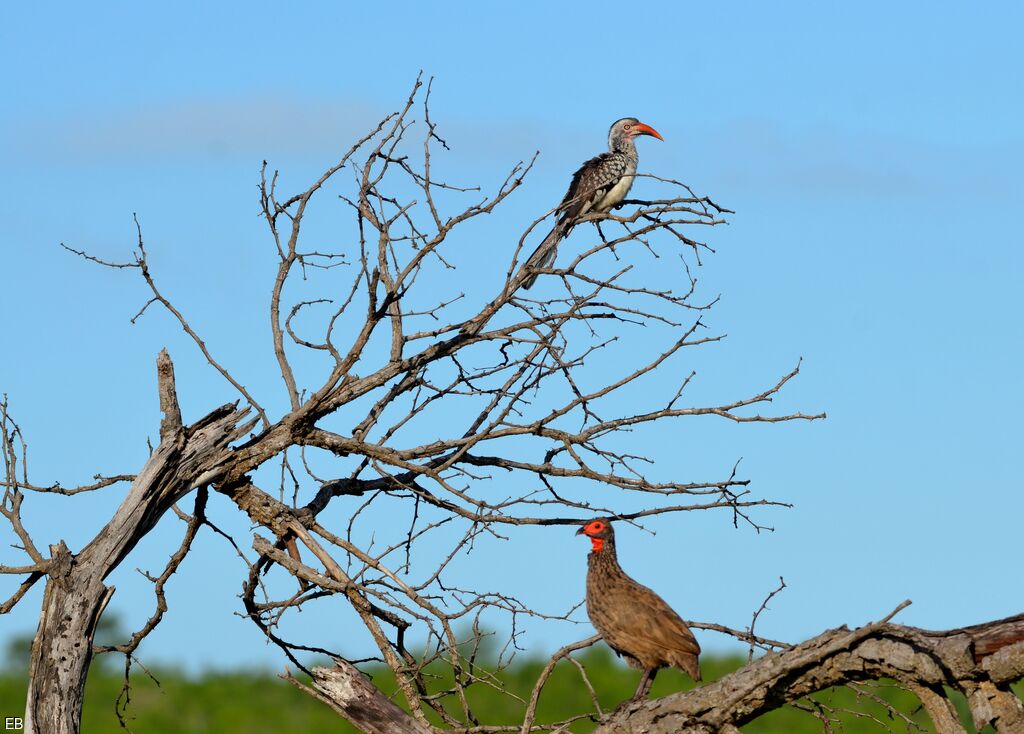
(3, 76), (1017, 733)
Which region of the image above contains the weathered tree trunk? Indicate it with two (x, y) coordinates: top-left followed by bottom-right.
(23, 542), (113, 734)
(23, 351), (252, 734)
(596, 611), (1024, 734)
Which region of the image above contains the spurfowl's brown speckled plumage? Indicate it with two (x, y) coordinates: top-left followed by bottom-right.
(576, 518), (700, 698)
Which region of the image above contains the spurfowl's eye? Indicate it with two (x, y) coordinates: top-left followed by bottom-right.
(590, 521), (604, 531)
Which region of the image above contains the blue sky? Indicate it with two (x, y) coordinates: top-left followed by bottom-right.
(1, 2), (1022, 673)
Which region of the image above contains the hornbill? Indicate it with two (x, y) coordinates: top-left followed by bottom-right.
(522, 117), (663, 289)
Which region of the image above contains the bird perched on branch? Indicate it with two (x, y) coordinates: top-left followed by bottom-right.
(576, 518), (701, 701)
(522, 118), (663, 289)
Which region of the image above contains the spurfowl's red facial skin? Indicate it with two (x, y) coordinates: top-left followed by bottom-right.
(576, 518), (613, 552)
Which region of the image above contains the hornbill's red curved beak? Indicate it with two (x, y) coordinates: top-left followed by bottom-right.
(633, 122), (664, 141)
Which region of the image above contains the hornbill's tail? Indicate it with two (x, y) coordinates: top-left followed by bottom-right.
(522, 222), (566, 290)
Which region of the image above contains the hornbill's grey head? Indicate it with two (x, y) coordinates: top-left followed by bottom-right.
(608, 118), (664, 150)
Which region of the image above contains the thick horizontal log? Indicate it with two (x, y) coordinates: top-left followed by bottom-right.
(596, 610), (1024, 734)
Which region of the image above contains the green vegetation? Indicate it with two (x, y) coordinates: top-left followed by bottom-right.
(1, 648), (1018, 732)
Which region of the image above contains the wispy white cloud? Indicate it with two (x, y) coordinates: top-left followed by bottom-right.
(6, 94), (388, 163)
(3, 93), (573, 167)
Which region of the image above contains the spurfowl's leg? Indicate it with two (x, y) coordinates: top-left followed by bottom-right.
(631, 668), (657, 702)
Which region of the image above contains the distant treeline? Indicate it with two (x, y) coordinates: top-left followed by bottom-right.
(2, 648), (1017, 732)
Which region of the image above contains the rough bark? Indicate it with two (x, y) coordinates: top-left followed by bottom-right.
(595, 611), (1024, 734)
(284, 662), (433, 734)
(23, 351), (254, 734)
(22, 543), (113, 734)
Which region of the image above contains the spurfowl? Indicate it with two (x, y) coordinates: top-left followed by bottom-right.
(576, 518), (701, 701)
(522, 117), (663, 289)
